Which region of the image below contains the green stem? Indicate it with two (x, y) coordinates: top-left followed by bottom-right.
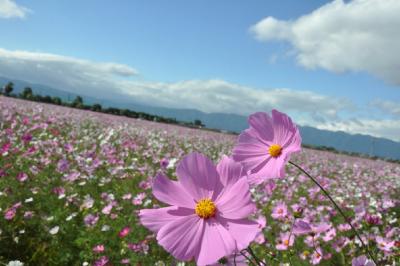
(289, 161), (378, 265)
(287, 218), (296, 265)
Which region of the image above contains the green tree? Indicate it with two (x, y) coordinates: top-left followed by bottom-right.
(72, 96), (83, 108)
(91, 103), (102, 112)
(4, 82), (14, 96)
(43, 95), (52, 103)
(22, 87), (33, 99)
(194, 119), (204, 127)
(52, 97), (62, 105)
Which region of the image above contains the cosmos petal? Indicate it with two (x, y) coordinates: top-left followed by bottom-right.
(153, 173), (195, 208)
(157, 215), (204, 262)
(139, 206), (194, 233)
(176, 152), (223, 201)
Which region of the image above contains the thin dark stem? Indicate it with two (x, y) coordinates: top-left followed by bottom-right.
(240, 250), (257, 266)
(247, 247), (266, 266)
(312, 236), (321, 257)
(289, 161), (378, 265)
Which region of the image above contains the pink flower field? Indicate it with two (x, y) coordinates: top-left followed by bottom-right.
(0, 96), (399, 265)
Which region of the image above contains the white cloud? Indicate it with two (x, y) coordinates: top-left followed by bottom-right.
(0, 0), (30, 19)
(371, 99), (400, 118)
(317, 119), (400, 142)
(119, 79), (351, 119)
(0, 48), (138, 96)
(0, 48), (350, 121)
(250, 0), (400, 85)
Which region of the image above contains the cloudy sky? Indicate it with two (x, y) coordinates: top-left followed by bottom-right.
(0, 0), (399, 141)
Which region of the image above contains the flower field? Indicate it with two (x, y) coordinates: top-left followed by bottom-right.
(0, 96), (399, 265)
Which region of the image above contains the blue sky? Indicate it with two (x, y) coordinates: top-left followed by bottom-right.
(0, 0), (400, 141)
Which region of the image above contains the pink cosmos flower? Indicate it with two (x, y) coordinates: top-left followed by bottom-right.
(0, 142), (11, 154)
(52, 186), (65, 196)
(128, 243), (142, 252)
(94, 256), (109, 266)
(16, 172), (28, 182)
(120, 258), (130, 264)
(293, 220), (312, 236)
(132, 192), (146, 205)
(93, 244), (105, 253)
(101, 204), (113, 215)
(271, 201), (288, 220)
(139, 153), (260, 265)
(375, 236), (394, 253)
(57, 159), (70, 173)
(118, 226), (131, 238)
(4, 208), (17, 220)
(83, 214), (99, 227)
(4, 202), (22, 220)
(311, 247), (323, 265)
(322, 228), (336, 242)
(276, 232), (295, 250)
(232, 110), (301, 182)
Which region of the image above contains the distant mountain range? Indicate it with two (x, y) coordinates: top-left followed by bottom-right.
(1, 76), (400, 160)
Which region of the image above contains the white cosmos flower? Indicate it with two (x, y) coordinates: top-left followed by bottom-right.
(49, 226), (59, 235)
(25, 197), (33, 203)
(7, 261), (24, 266)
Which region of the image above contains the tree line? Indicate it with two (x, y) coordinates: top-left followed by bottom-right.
(0, 82), (205, 128)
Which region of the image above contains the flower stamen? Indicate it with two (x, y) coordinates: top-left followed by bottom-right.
(268, 144), (282, 157)
(195, 198), (216, 219)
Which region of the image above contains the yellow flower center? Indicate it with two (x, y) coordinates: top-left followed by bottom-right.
(195, 198), (216, 219)
(283, 239), (289, 246)
(268, 144), (282, 157)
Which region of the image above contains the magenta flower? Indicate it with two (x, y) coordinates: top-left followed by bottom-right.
(0, 142), (11, 154)
(118, 226), (131, 238)
(57, 159), (70, 173)
(365, 213), (380, 225)
(21, 133), (32, 144)
(232, 110), (301, 182)
(160, 158), (169, 169)
(93, 244), (105, 253)
(83, 214), (99, 227)
(16, 172), (28, 182)
(4, 208), (16, 220)
(139, 153), (260, 265)
(4, 202), (22, 220)
(94, 256), (109, 266)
